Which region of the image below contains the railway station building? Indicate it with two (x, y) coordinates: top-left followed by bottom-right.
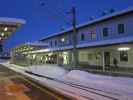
(12, 7), (133, 69)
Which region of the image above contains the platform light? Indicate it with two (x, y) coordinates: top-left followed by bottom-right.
(4, 27), (8, 31)
(117, 47), (130, 51)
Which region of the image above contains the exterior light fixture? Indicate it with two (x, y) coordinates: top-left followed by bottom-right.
(61, 38), (65, 42)
(118, 47), (130, 51)
(4, 27), (8, 31)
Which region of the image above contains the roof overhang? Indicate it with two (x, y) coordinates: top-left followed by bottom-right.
(0, 17), (26, 44)
(0, 17), (26, 25)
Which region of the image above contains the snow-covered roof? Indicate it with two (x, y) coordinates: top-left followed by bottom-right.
(0, 17), (26, 24)
(43, 36), (133, 52)
(40, 6), (133, 41)
(49, 45), (73, 51)
(77, 6), (133, 29)
(77, 36), (133, 48)
(26, 41), (48, 47)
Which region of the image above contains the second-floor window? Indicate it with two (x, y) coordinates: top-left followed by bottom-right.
(91, 32), (96, 40)
(103, 27), (108, 37)
(118, 24), (125, 34)
(55, 40), (57, 46)
(50, 40), (53, 47)
(81, 33), (85, 41)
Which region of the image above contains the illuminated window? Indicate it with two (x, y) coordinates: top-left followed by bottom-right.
(91, 32), (96, 40)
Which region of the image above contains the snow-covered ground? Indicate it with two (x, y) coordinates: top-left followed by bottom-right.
(27, 65), (68, 79)
(1, 62), (133, 100)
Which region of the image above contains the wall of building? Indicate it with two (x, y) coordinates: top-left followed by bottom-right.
(43, 13), (133, 50)
(96, 13), (133, 40)
(78, 44), (133, 68)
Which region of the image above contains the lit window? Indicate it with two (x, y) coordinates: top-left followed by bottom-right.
(81, 33), (85, 41)
(120, 51), (128, 62)
(91, 32), (96, 40)
(118, 24), (125, 34)
(103, 27), (108, 37)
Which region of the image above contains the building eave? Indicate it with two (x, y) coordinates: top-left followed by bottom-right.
(0, 17), (26, 25)
(77, 36), (133, 49)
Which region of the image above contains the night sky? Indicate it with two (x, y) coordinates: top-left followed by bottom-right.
(1, 0), (133, 50)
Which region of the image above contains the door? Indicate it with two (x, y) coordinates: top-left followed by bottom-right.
(104, 52), (110, 66)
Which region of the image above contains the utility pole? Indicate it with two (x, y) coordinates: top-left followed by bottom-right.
(71, 7), (78, 67)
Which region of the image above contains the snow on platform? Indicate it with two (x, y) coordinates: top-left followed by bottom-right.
(27, 65), (68, 79)
(63, 70), (133, 97)
(1, 63), (133, 100)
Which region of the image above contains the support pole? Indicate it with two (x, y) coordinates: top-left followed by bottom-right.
(102, 51), (105, 71)
(72, 7), (78, 67)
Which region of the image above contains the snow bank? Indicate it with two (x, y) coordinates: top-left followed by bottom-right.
(63, 70), (133, 97)
(64, 70), (113, 81)
(27, 65), (68, 79)
(64, 70), (90, 81)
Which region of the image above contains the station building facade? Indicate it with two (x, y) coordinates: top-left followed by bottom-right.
(12, 7), (133, 69)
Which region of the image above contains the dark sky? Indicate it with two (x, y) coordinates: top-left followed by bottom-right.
(1, 0), (133, 50)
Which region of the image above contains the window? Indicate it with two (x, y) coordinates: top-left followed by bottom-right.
(88, 53), (93, 60)
(103, 28), (108, 37)
(91, 32), (96, 40)
(55, 40), (57, 46)
(118, 24), (125, 34)
(50, 40), (52, 47)
(120, 51), (128, 62)
(81, 33), (85, 41)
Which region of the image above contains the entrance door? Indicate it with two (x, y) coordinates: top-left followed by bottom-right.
(104, 52), (110, 66)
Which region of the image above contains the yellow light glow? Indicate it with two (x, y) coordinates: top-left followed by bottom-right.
(118, 47), (130, 51)
(4, 27), (8, 31)
(1, 33), (4, 37)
